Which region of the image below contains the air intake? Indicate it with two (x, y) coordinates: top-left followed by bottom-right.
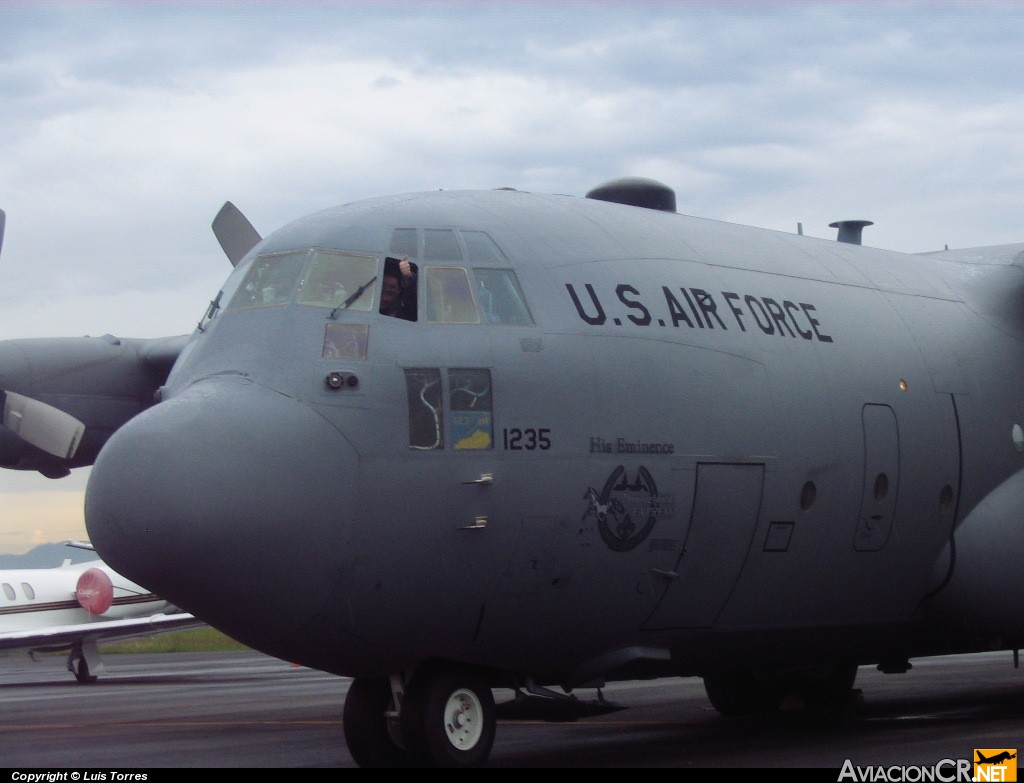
(830, 220), (873, 245)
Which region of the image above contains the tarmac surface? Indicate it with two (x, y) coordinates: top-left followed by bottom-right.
(2, 649), (1023, 769)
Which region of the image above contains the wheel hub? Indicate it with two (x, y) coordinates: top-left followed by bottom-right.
(445, 689), (483, 749)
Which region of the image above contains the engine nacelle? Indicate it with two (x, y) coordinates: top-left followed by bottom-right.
(924, 468), (1024, 643)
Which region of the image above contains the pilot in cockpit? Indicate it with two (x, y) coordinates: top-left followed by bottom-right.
(380, 255), (418, 321)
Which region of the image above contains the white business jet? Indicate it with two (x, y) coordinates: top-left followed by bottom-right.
(0, 542), (202, 682)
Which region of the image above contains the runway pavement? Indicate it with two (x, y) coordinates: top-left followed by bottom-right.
(2, 649), (1024, 768)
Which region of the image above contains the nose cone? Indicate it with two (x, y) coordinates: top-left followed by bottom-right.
(85, 377), (358, 652)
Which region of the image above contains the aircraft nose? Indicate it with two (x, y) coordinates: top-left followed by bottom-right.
(85, 377), (359, 648)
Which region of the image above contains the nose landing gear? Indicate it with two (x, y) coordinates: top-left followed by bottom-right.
(343, 663), (496, 768)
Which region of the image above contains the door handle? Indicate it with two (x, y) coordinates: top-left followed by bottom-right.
(461, 516), (488, 530)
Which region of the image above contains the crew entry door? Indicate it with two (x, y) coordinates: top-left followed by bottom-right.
(643, 462), (764, 629)
(854, 404), (899, 552)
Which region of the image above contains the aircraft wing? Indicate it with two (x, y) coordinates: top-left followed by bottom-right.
(0, 333), (192, 477)
(0, 611), (204, 654)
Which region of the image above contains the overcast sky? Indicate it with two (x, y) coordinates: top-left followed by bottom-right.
(2, 0), (1023, 554)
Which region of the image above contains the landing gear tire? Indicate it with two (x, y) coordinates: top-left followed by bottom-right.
(401, 665), (496, 768)
(703, 671), (784, 716)
(343, 677), (413, 768)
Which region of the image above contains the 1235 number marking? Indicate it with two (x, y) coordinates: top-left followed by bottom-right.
(503, 428), (551, 451)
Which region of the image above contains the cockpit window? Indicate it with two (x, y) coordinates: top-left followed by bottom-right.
(296, 251), (377, 311)
(424, 229), (462, 261)
(471, 269), (533, 325)
(218, 239), (532, 331)
(229, 251), (307, 309)
(424, 267), (479, 324)
(323, 323), (369, 359)
(380, 256), (419, 321)
(226, 250), (378, 312)
(461, 231), (505, 263)
(389, 228), (418, 258)
(390, 228), (506, 265)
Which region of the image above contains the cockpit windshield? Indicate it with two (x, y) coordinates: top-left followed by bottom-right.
(227, 250), (378, 312)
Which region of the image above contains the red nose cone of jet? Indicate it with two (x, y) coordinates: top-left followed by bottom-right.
(76, 567), (113, 615)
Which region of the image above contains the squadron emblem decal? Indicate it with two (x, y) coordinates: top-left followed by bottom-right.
(583, 465), (661, 552)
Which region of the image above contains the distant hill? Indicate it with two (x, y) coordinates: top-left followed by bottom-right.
(0, 542), (100, 569)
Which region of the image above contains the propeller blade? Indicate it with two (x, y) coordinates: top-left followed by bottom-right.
(212, 201), (261, 267)
(0, 208), (6, 259)
(0, 390), (85, 459)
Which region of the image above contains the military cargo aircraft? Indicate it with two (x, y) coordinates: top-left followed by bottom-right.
(0, 542), (202, 682)
(1, 177), (1022, 766)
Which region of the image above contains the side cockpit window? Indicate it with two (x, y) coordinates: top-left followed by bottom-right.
(380, 256), (419, 321)
(472, 269), (533, 325)
(425, 267), (479, 324)
(422, 267), (533, 326)
(384, 227), (533, 326)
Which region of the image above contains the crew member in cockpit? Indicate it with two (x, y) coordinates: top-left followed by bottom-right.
(380, 255), (417, 321)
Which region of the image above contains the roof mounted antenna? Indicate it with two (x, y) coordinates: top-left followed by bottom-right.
(830, 220), (873, 245)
